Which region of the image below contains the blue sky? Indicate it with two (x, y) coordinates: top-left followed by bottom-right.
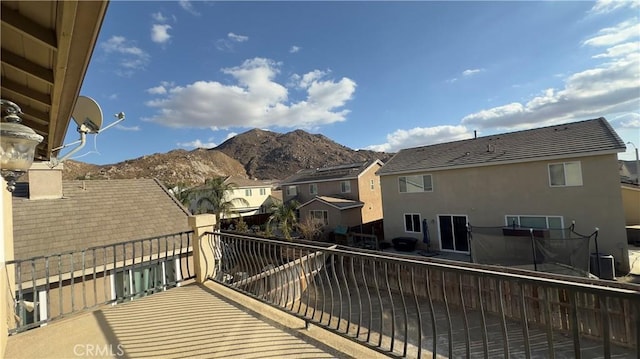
(65, 0), (640, 166)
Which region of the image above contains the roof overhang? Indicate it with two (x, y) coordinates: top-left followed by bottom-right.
(1, 0), (109, 161)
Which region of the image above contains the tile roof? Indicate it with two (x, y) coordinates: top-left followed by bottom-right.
(377, 118), (625, 175)
(282, 159), (383, 185)
(12, 179), (192, 260)
(298, 196), (364, 210)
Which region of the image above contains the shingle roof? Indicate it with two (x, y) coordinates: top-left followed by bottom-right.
(282, 159), (383, 185)
(298, 196), (364, 210)
(12, 179), (192, 260)
(377, 118), (625, 175)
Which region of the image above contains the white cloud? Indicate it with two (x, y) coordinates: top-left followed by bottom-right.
(100, 36), (150, 76)
(147, 86), (167, 95)
(225, 132), (238, 141)
(152, 12), (167, 22)
(290, 45), (301, 53)
(108, 93), (118, 100)
(583, 19), (640, 47)
(144, 57), (356, 130)
(462, 68), (484, 76)
(115, 124), (141, 131)
(366, 125), (472, 153)
(151, 24), (172, 44)
(593, 42), (639, 58)
(228, 32), (248, 42)
(178, 0), (200, 16)
(177, 139), (217, 149)
(589, 0), (640, 14)
(615, 112), (640, 128)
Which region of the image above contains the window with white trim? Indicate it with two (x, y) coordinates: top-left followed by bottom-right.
(370, 179), (375, 190)
(286, 186), (297, 196)
(505, 215), (563, 229)
(114, 259), (179, 302)
(310, 210), (328, 225)
(340, 181), (351, 193)
(309, 183), (317, 195)
(259, 188), (266, 195)
(549, 161), (582, 187)
(399, 174), (433, 193)
(404, 213), (421, 233)
(245, 189), (252, 196)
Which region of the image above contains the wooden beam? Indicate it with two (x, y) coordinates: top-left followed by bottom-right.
(1, 49), (54, 84)
(0, 5), (57, 50)
(0, 78), (51, 107)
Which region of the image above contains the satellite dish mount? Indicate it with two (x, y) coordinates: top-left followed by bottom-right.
(50, 96), (125, 167)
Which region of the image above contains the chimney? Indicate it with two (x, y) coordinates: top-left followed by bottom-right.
(28, 162), (63, 200)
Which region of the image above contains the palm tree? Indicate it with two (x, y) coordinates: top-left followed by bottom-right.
(267, 200), (300, 240)
(191, 177), (249, 229)
(168, 182), (194, 208)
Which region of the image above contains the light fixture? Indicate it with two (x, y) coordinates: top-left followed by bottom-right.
(0, 100), (44, 192)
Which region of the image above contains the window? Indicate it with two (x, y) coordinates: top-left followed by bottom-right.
(309, 183), (317, 195)
(404, 213), (421, 233)
(370, 179), (375, 190)
(286, 186), (297, 196)
(505, 215), (563, 229)
(549, 161), (582, 187)
(259, 188), (266, 196)
(310, 210), (328, 225)
(114, 259), (179, 302)
(245, 189), (252, 196)
(15, 290), (47, 328)
(340, 181), (351, 193)
(399, 174), (432, 192)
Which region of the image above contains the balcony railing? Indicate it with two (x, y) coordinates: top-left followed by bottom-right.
(206, 232), (640, 358)
(6, 231), (194, 334)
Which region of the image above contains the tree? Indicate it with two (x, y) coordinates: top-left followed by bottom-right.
(267, 200), (300, 240)
(297, 216), (324, 241)
(191, 177), (249, 229)
(168, 182), (194, 208)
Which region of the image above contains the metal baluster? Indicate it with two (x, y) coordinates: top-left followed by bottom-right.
(385, 262), (396, 352)
(31, 260), (38, 325)
(58, 255), (63, 316)
(350, 256), (363, 339)
(498, 279), (510, 358)
(92, 248), (97, 307)
(569, 290), (582, 359)
(426, 268), (437, 357)
(458, 273), (470, 358)
(45, 257), (50, 324)
(361, 257), (372, 343)
(341, 255), (352, 335)
(81, 250), (87, 309)
(477, 276), (489, 358)
(397, 262), (408, 357)
(70, 253), (75, 312)
(520, 283), (531, 359)
(323, 253), (335, 328)
(330, 252), (343, 331)
(372, 260), (384, 348)
(442, 271), (453, 358)
(411, 267), (422, 359)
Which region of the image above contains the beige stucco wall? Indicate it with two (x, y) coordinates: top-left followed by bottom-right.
(621, 185), (640, 226)
(299, 201), (362, 231)
(380, 154), (629, 272)
(227, 186), (272, 213)
(357, 165), (383, 224)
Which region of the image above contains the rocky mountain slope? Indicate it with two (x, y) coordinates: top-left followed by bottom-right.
(62, 129), (393, 185)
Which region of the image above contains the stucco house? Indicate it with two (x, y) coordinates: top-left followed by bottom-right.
(376, 118), (630, 273)
(222, 176), (281, 218)
(280, 160), (384, 234)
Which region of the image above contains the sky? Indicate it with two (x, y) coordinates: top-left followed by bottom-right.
(64, 0), (640, 166)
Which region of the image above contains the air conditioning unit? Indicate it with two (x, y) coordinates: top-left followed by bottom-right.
(590, 253), (615, 280)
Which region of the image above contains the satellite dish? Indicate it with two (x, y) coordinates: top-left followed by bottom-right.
(72, 96), (103, 133)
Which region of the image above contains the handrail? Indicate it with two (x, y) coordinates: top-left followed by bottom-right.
(207, 231), (640, 358)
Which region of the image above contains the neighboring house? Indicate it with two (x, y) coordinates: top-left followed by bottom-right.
(619, 161), (640, 244)
(222, 176), (281, 218)
(376, 118), (630, 273)
(280, 160), (384, 233)
(11, 167), (192, 328)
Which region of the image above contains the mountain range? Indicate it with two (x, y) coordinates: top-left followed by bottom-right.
(62, 129), (393, 186)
